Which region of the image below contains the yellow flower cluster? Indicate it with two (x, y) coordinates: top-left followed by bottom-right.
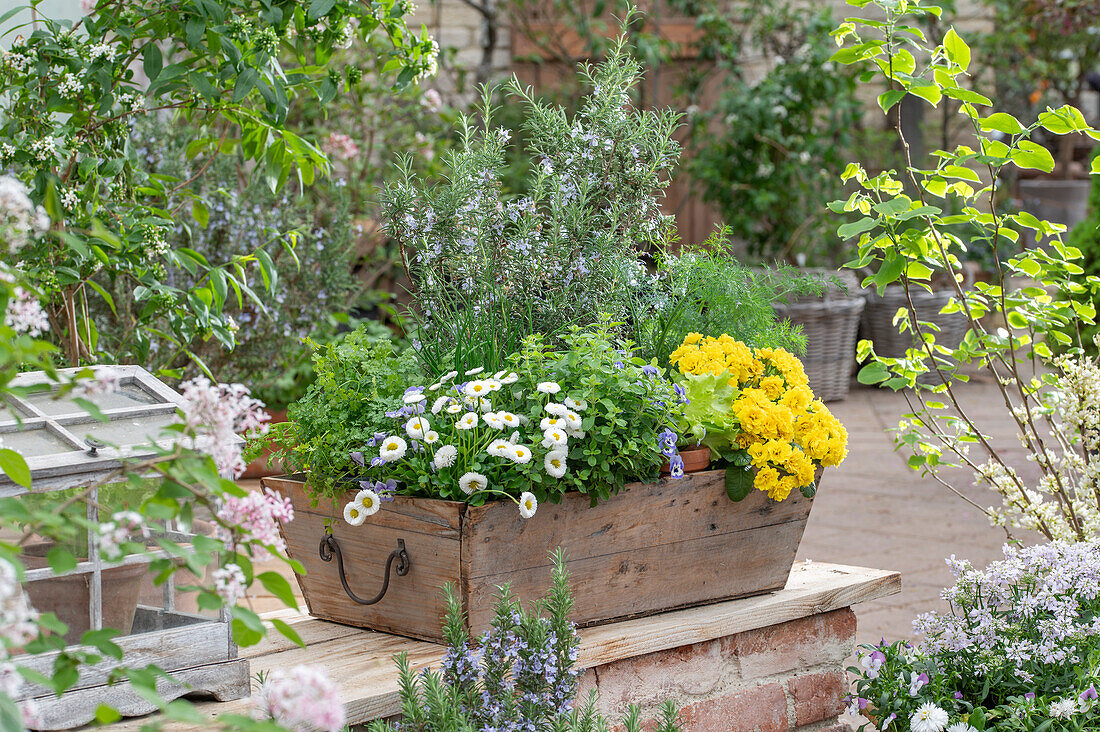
(671, 334), (848, 502)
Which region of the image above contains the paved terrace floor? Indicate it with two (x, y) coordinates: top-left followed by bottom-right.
(245, 370), (1030, 651)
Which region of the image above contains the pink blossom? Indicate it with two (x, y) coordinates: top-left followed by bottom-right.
(212, 563), (247, 606)
(0, 558), (37, 651)
(253, 664), (346, 732)
(215, 488), (293, 554)
(422, 88), (443, 112)
(96, 511), (146, 560)
(177, 377), (269, 477)
(73, 365), (124, 399)
(4, 285), (49, 336)
(322, 132), (359, 161)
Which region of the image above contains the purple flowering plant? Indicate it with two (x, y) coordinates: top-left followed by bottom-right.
(369, 550), (682, 732)
(849, 543), (1100, 731)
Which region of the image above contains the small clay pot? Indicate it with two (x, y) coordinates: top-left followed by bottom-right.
(661, 445), (712, 475)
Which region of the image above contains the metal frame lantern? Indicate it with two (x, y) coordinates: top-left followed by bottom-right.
(2, 366), (249, 730)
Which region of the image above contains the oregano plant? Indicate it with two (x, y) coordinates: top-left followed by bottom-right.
(830, 0), (1100, 541)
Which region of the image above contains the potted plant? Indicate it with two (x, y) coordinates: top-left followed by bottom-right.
(685, 2), (867, 401)
(977, 0), (1100, 238)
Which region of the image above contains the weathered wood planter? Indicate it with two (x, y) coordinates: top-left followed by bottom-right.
(263, 469), (816, 643)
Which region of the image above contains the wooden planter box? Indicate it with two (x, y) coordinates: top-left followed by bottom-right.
(263, 469), (815, 643)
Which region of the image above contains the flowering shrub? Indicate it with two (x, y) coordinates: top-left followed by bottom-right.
(382, 34), (681, 374)
(253, 664), (346, 732)
(368, 550), (682, 732)
(669, 334), (847, 501)
(850, 543), (1100, 732)
(831, 0), (1100, 540)
(325, 324), (684, 522)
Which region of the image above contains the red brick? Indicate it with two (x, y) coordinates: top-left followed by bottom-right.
(726, 609), (856, 680)
(799, 724), (850, 732)
(679, 682), (788, 732)
(788, 671), (847, 726)
(592, 638), (732, 709)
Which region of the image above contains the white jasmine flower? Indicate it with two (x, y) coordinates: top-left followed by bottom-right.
(536, 381), (561, 395)
(910, 703), (949, 732)
(544, 450), (567, 478)
(431, 396), (451, 414)
(406, 416), (430, 439)
(433, 444), (458, 469)
(446, 403), (463, 415)
(545, 402), (568, 417)
(464, 367), (485, 376)
(1050, 698), (1078, 719)
(403, 392), (426, 405)
(456, 412), (479, 430)
(509, 445), (532, 464)
(343, 501), (367, 526)
(464, 380), (490, 398)
(564, 397), (587, 411)
(423, 430), (440, 445)
(518, 491), (538, 519)
(354, 489), (382, 516)
(487, 438), (511, 457)
(483, 412), (505, 430)
(499, 372), (520, 384)
(498, 412), (520, 429)
(486, 379), (502, 392)
(88, 42), (112, 60)
(379, 436), (408, 461)
(459, 471), (487, 495)
(58, 72), (84, 98)
(541, 417), (563, 431)
(542, 428), (568, 448)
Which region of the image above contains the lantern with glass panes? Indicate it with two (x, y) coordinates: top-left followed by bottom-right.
(1, 366), (249, 731)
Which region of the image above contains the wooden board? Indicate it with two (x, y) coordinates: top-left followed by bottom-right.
(265, 470), (814, 643)
(101, 562), (902, 732)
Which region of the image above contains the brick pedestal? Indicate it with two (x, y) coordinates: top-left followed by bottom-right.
(578, 609), (857, 732)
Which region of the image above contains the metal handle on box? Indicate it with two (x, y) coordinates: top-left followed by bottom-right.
(318, 534), (410, 606)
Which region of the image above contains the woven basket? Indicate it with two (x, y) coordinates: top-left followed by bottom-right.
(774, 270), (865, 403)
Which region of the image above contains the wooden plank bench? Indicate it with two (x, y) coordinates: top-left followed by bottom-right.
(101, 562), (900, 731)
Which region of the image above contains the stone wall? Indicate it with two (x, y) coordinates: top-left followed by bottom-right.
(577, 609), (858, 732)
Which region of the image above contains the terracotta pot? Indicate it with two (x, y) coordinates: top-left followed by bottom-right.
(241, 408), (289, 479)
(661, 445), (711, 475)
(23, 544), (145, 644)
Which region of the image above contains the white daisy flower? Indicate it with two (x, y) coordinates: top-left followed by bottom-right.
(564, 411), (582, 429)
(542, 428), (568, 448)
(428, 383), (442, 392)
(406, 416), (430, 439)
(446, 403), (463, 415)
(910, 703), (949, 732)
(564, 397), (588, 411)
(483, 412), (505, 430)
(536, 381), (561, 394)
(486, 379), (503, 392)
(540, 416), (563, 431)
(354, 489), (382, 516)
(498, 412), (520, 428)
(432, 396), (451, 414)
(433, 444), (458, 469)
(945, 724), (977, 732)
(518, 491), (538, 519)
(379, 436), (408, 461)
(508, 430), (522, 444)
(509, 445), (532, 464)
(493, 369), (508, 379)
(464, 367), (485, 376)
(464, 380), (490, 398)
(423, 430), (440, 444)
(403, 392), (427, 405)
(1050, 698), (1078, 720)
(544, 450), (567, 478)
(479, 398), (493, 413)
(343, 501), (367, 525)
(462, 394), (480, 408)
(545, 402), (568, 417)
(459, 471), (488, 495)
(500, 372), (520, 384)
(456, 412), (480, 430)
(441, 370), (459, 382)
(487, 438), (511, 457)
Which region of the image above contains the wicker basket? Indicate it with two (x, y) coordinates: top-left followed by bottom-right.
(773, 270), (865, 403)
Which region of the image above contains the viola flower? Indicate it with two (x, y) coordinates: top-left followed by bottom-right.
(909, 672), (929, 696)
(459, 471), (488, 495)
(668, 454), (684, 479)
(518, 492), (538, 519)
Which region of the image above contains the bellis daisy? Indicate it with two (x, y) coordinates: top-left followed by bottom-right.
(945, 724), (977, 732)
(542, 428), (567, 448)
(540, 417), (563, 430)
(536, 381), (561, 394)
(456, 412), (479, 430)
(544, 450), (567, 478)
(486, 379), (502, 392)
(499, 372), (520, 384)
(433, 444), (458, 469)
(545, 402), (568, 417)
(354, 489), (382, 517)
(1050, 698), (1078, 719)
(431, 396), (451, 414)
(464, 367), (485, 376)
(459, 471), (487, 495)
(910, 703), (949, 732)
(499, 412), (520, 428)
(564, 396), (587, 411)
(518, 492), (538, 519)
(488, 439), (511, 457)
(379, 436), (408, 461)
(483, 412), (505, 430)
(423, 430), (440, 444)
(441, 370), (458, 382)
(446, 403), (463, 415)
(510, 445), (533, 464)
(343, 501), (367, 526)
(464, 380), (490, 398)
(406, 417), (430, 439)
(403, 392), (426, 405)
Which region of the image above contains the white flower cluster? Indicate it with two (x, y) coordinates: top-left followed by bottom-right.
(212, 563), (247, 606)
(96, 511), (146, 560)
(0, 557), (39, 698)
(177, 378), (270, 478)
(0, 175), (50, 254)
(3, 279), (50, 337)
(58, 72), (84, 99)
